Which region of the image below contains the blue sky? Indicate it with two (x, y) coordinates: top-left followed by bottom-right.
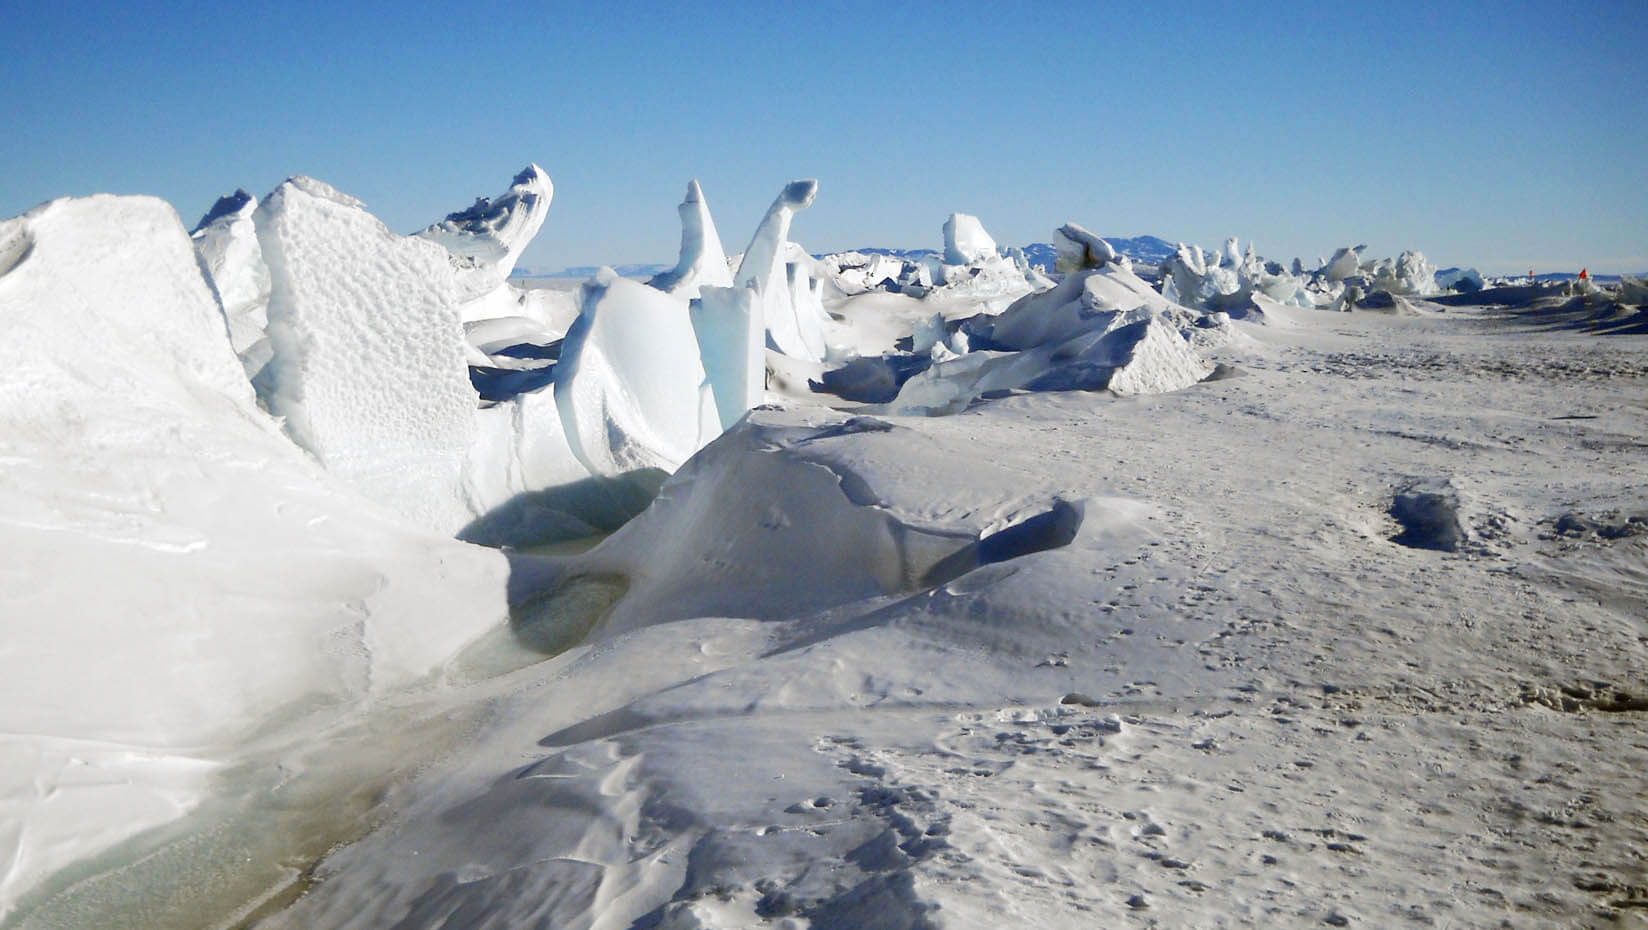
(3, 0), (1644, 274)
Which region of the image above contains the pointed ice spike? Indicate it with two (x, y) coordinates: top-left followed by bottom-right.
(649, 179), (732, 298)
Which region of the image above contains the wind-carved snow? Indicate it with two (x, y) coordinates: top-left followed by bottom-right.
(417, 164), (552, 299)
(256, 175), (480, 534)
(647, 179), (733, 298)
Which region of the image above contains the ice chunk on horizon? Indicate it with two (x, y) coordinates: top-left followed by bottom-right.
(942, 212), (997, 265)
(648, 179), (733, 298)
(1054, 223), (1118, 273)
(256, 175), (479, 533)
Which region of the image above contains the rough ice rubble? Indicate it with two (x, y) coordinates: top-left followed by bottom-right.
(871, 224), (1214, 415)
(815, 212), (1049, 305)
(647, 179), (733, 298)
(0, 193), (508, 917)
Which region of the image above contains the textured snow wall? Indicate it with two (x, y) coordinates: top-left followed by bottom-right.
(648, 179), (733, 298)
(255, 176), (479, 533)
(190, 189), (271, 366)
(555, 268), (720, 474)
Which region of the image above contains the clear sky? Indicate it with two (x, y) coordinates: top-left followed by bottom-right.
(4, 0), (1645, 275)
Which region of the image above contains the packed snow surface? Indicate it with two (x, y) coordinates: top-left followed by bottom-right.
(5, 167), (1646, 930)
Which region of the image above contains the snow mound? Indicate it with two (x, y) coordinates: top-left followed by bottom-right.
(190, 189), (271, 371)
(648, 179), (733, 298)
(555, 268), (720, 475)
(507, 409), (1090, 641)
(256, 175), (479, 533)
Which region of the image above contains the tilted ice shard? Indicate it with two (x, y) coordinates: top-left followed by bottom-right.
(555, 268), (720, 475)
(691, 284), (765, 430)
(648, 179), (733, 298)
(1053, 223), (1118, 272)
(190, 189), (271, 367)
(735, 179), (817, 292)
(942, 212), (997, 265)
(255, 176), (479, 533)
(733, 179), (833, 361)
(417, 164), (552, 293)
(1323, 246), (1362, 282)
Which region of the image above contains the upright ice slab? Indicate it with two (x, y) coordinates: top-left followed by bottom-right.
(691, 284), (764, 430)
(190, 189), (271, 369)
(255, 176), (479, 533)
(555, 269), (720, 474)
(648, 179), (733, 298)
(943, 212), (997, 265)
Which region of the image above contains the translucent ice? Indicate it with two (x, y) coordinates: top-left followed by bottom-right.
(555, 269), (720, 474)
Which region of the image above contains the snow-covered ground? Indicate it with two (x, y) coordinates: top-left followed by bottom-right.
(2, 172), (1645, 929)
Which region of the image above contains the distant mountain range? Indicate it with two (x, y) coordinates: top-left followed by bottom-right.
(518, 234), (1179, 279)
